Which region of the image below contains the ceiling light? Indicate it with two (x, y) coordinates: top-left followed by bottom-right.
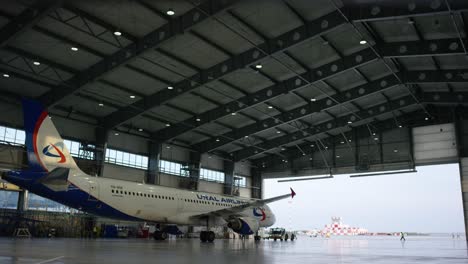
(138, 128), (143, 132)
(167, 86), (174, 90)
(310, 98), (316, 102)
(325, 146), (328, 149)
(216, 138), (220, 142)
(398, 125), (402, 128)
(3, 73), (9, 78)
(336, 155), (340, 158)
(114, 31), (122, 36)
(340, 141), (345, 144)
(359, 40), (367, 45)
(309, 157), (313, 160)
(244, 135), (249, 138)
(255, 63), (262, 69)
(231, 112), (236, 116)
(166, 8), (175, 16)
(348, 139), (352, 142)
(310, 144), (314, 147)
(374, 137), (379, 140)
(372, 132), (376, 136)
(166, 123), (171, 127)
(425, 117), (429, 121)
(71, 47), (78, 51)
(166, 146), (170, 149)
(268, 105), (273, 109)
(281, 147), (286, 151)
(130, 95), (136, 99)
(276, 131), (281, 134)
(33, 61), (40, 66)
(98, 103), (104, 107)
(196, 118), (201, 122)
(347, 121), (352, 124)
(114, 132), (119, 136)
(393, 149), (398, 153)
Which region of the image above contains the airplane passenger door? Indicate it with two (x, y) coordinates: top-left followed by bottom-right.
(176, 194), (184, 213)
(87, 179), (100, 202)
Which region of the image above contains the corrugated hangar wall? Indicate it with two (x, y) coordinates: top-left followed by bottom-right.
(413, 124), (458, 165)
(461, 158), (468, 235)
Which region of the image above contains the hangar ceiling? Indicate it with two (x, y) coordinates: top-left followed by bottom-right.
(0, 0), (468, 171)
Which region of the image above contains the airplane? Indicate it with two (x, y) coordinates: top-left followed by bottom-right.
(2, 99), (296, 242)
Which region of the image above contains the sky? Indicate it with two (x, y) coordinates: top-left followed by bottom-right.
(264, 164), (465, 233)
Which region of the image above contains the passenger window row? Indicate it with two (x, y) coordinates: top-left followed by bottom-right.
(111, 189), (175, 200)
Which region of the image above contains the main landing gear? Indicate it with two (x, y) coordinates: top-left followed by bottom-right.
(200, 231), (215, 243)
(154, 231), (168, 240)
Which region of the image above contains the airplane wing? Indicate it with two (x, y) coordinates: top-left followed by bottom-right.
(191, 188), (296, 219)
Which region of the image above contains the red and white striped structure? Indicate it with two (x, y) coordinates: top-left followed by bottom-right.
(320, 217), (368, 236)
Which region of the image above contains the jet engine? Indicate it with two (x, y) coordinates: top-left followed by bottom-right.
(227, 217), (259, 235)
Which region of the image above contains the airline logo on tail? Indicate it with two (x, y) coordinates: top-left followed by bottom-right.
(253, 207), (266, 221)
(42, 142), (66, 163)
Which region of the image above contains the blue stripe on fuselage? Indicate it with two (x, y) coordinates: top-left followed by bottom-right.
(5, 171), (141, 221)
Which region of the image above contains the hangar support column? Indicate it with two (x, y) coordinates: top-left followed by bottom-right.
(224, 160), (234, 195)
(455, 107), (468, 240)
(94, 128), (108, 177)
(251, 167), (262, 199)
(189, 152), (201, 190)
(147, 141), (162, 185)
(16, 190), (28, 212)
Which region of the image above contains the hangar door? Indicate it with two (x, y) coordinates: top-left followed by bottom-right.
(413, 123), (458, 165)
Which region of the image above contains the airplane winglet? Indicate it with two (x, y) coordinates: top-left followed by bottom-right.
(290, 187), (296, 198)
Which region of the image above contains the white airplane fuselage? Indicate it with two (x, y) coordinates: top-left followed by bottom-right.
(5, 99), (285, 235)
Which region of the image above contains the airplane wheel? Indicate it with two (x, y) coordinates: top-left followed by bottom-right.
(274, 238), (277, 241)
(291, 234), (295, 241)
(200, 231), (208, 242)
(207, 231), (215, 243)
(154, 231), (167, 240)
(285, 234), (289, 241)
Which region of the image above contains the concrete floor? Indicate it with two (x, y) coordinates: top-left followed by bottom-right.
(0, 236), (466, 264)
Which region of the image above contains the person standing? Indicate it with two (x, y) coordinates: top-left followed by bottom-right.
(400, 232), (406, 241)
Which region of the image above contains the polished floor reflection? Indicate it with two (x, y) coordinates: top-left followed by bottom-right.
(0, 235), (466, 264)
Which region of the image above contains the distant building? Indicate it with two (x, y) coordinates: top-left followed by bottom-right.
(321, 217), (368, 236)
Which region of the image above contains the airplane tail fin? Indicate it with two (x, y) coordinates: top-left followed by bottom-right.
(22, 99), (81, 173)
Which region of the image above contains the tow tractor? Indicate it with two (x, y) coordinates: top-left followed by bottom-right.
(268, 228), (296, 241)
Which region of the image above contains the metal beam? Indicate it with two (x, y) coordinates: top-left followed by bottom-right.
(155, 47), (379, 141)
(378, 38), (467, 58)
(241, 89), (468, 163)
(343, 1), (468, 22)
(256, 107), (457, 168)
(155, 38), (465, 142)
(33, 26), (106, 58)
(64, 4), (137, 42)
(192, 74), (401, 153)
(232, 94), (418, 161)
(0, 0), (60, 48)
(38, 0), (238, 108)
(101, 10), (349, 130)
(4, 46), (78, 74)
(421, 92), (468, 105)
